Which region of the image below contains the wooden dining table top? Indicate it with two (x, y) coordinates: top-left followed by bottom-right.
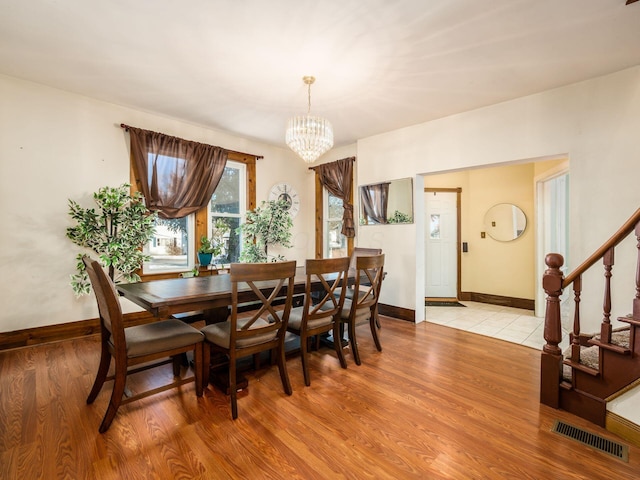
(116, 266), (343, 320)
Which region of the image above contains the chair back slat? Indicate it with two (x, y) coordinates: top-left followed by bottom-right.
(304, 257), (351, 320)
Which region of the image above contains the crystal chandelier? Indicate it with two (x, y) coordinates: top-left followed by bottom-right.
(286, 76), (334, 163)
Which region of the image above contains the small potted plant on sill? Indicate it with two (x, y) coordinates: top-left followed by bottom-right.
(198, 219), (229, 267)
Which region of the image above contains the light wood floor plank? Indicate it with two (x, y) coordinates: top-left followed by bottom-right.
(1, 317), (638, 479)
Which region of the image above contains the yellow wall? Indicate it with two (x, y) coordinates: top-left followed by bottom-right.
(424, 162), (547, 300)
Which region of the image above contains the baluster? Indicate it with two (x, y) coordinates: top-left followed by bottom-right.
(634, 222), (640, 318)
(570, 275), (582, 362)
(543, 254), (564, 356)
(601, 248), (614, 343)
(541, 253), (564, 407)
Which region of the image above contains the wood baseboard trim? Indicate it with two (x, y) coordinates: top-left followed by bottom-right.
(606, 411), (640, 448)
(461, 292), (534, 311)
(379, 303), (414, 322)
(0, 311), (157, 352)
(2, 302), (415, 351)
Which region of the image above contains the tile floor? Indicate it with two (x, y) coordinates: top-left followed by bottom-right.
(425, 300), (569, 350)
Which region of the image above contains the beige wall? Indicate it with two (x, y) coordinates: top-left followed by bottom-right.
(357, 66), (640, 331)
(0, 74), (323, 332)
(2, 66), (640, 335)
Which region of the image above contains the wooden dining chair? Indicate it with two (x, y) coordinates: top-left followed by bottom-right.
(286, 257), (351, 386)
(337, 247), (382, 300)
(337, 253), (385, 366)
(82, 256), (204, 433)
(201, 260), (297, 419)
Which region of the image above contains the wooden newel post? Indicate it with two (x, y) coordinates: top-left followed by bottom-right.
(540, 253), (564, 407)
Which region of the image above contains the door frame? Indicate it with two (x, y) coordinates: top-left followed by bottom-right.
(424, 187), (462, 301)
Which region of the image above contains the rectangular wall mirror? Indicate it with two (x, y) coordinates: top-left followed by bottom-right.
(359, 177), (414, 225)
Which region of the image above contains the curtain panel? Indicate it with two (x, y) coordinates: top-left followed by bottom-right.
(127, 126), (228, 219)
(311, 157), (355, 237)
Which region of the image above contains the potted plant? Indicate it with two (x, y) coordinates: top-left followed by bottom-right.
(198, 219), (230, 266)
(66, 184), (157, 296)
(237, 199), (293, 263)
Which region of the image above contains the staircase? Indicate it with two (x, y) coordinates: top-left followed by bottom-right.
(540, 208), (640, 445)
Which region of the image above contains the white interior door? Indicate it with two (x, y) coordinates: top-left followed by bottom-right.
(425, 191), (458, 298)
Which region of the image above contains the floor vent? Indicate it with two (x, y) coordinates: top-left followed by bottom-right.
(552, 420), (629, 462)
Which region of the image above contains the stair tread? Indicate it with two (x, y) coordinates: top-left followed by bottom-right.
(563, 358), (600, 376)
(588, 338), (631, 355)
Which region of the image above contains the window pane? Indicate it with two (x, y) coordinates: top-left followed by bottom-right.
(328, 194), (343, 218)
(327, 220), (347, 258)
(144, 216), (190, 272)
(210, 165), (240, 214)
(210, 216), (241, 264)
(209, 161), (245, 265)
(324, 191), (346, 258)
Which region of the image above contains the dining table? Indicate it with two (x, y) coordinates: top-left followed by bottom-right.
(116, 266), (326, 324)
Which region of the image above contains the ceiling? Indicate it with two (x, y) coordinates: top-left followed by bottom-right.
(1, 0), (639, 150)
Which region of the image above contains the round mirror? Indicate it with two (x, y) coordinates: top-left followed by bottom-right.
(483, 203), (527, 241)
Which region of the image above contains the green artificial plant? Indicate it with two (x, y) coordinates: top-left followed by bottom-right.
(66, 184), (157, 296)
(198, 219), (229, 256)
(237, 199), (293, 263)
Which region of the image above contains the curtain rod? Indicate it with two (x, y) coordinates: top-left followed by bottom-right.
(308, 156), (356, 170)
(120, 123), (264, 160)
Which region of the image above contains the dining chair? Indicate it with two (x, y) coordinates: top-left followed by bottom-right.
(337, 247), (382, 300)
(336, 253), (385, 366)
(201, 260), (297, 419)
(82, 256), (204, 433)
(286, 257), (351, 386)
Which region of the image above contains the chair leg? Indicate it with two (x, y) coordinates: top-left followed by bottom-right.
(333, 323), (347, 369)
(300, 333), (311, 386)
(348, 320), (361, 366)
(202, 343), (211, 389)
(194, 343), (204, 397)
(172, 355), (182, 377)
(370, 315), (382, 352)
(87, 343), (111, 404)
(99, 359), (127, 433)
(276, 343), (292, 395)
(229, 352), (238, 420)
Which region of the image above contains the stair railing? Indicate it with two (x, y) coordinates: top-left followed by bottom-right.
(540, 208), (640, 408)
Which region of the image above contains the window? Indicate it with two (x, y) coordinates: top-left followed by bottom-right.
(132, 146), (256, 280)
(207, 161), (246, 264)
(323, 190), (348, 258)
(143, 215), (194, 274)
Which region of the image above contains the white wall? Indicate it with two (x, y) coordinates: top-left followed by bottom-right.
(357, 66), (640, 331)
(0, 74), (320, 332)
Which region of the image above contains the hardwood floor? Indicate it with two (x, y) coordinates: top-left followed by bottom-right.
(1, 316), (638, 479)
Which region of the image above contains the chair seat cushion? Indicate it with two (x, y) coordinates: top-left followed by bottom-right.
(123, 319), (204, 358)
(287, 306), (334, 331)
(337, 299), (372, 323)
(201, 317), (276, 349)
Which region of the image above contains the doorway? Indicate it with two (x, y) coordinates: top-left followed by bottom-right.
(424, 188), (461, 300)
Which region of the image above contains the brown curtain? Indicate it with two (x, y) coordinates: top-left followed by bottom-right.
(361, 182), (390, 224)
(127, 126), (228, 219)
(311, 157), (355, 237)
